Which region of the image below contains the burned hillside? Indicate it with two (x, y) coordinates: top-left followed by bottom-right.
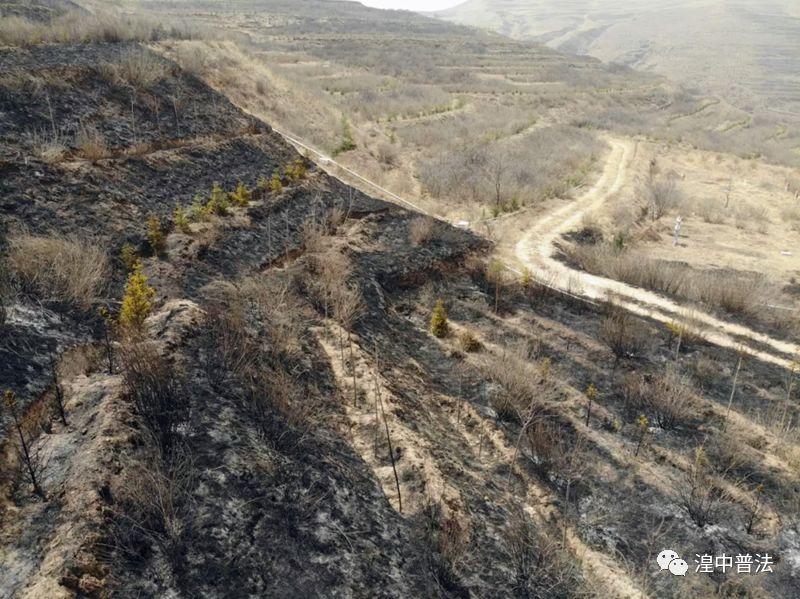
(0, 14), (799, 599)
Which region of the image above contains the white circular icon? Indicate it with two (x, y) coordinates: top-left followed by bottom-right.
(669, 559), (689, 576)
(657, 549), (680, 571)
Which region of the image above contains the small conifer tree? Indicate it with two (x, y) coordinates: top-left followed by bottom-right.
(120, 243), (139, 271)
(430, 299), (449, 338)
(173, 205), (191, 233)
(119, 263), (156, 332)
(230, 182), (252, 206)
(146, 215), (166, 254)
(206, 182), (230, 215)
(269, 170), (283, 194)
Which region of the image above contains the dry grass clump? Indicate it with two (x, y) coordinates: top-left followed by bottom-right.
(27, 129), (66, 163)
(113, 448), (194, 567)
(0, 12), (192, 47)
(99, 48), (171, 88)
(458, 330), (481, 353)
(565, 242), (773, 319)
(415, 498), (471, 593)
(480, 351), (554, 423)
(6, 233), (109, 309)
(408, 216), (438, 246)
(621, 368), (696, 429)
(76, 124), (110, 162)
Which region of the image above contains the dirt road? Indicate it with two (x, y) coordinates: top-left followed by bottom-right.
(514, 136), (799, 369)
(275, 126), (797, 369)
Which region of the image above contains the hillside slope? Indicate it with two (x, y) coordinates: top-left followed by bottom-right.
(436, 0), (800, 117)
(1, 4), (800, 599)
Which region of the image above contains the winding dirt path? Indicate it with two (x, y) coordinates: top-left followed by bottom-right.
(272, 123), (797, 370)
(514, 136), (799, 370)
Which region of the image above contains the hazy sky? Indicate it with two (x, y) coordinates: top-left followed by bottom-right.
(354, 0), (462, 11)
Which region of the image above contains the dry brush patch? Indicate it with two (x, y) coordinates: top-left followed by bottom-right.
(5, 232), (109, 310)
(564, 241), (776, 320)
(0, 12), (193, 48)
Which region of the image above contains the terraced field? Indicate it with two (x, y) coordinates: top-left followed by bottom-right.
(438, 0), (800, 138)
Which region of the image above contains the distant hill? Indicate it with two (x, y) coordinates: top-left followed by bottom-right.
(434, 0), (800, 116)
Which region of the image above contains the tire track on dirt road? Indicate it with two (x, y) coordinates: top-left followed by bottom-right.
(514, 136), (799, 370)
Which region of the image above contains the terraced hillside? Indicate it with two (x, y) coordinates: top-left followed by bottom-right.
(437, 0), (800, 120)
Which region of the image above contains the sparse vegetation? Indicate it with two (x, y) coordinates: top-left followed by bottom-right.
(408, 216), (437, 246)
(0, 11), (193, 48)
(2, 390), (46, 500)
(333, 116), (356, 155)
(458, 330), (481, 353)
(678, 446), (728, 528)
(75, 124), (110, 162)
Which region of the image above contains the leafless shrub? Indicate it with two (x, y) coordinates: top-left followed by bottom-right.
(505, 507), (589, 597)
(690, 353), (719, 389)
(6, 232), (109, 310)
(76, 124), (110, 161)
(621, 368), (696, 429)
(415, 498), (470, 594)
(120, 342), (189, 456)
(408, 216), (438, 246)
(598, 305), (649, 362)
(645, 175), (682, 220)
(651, 369), (695, 429)
(694, 196), (726, 224)
(522, 419), (566, 479)
(677, 446), (729, 528)
(113, 448), (194, 567)
(782, 206), (800, 232)
(1, 390), (48, 500)
(375, 141), (398, 166)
